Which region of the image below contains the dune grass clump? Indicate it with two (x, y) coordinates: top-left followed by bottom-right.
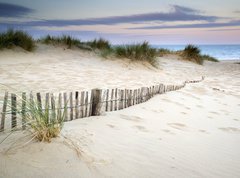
(87, 38), (111, 50)
(114, 41), (158, 66)
(0, 29), (35, 51)
(23, 96), (66, 142)
(181, 44), (203, 65)
(201, 54), (219, 62)
(158, 48), (174, 57)
(40, 35), (82, 49)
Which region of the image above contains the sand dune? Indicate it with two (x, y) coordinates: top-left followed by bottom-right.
(0, 45), (240, 178)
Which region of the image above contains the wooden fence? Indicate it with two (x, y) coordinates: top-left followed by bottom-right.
(0, 77), (204, 132)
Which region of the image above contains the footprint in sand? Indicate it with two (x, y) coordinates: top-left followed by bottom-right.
(196, 104), (203, 108)
(120, 114), (142, 122)
(107, 124), (116, 128)
(133, 125), (148, 132)
(198, 129), (209, 134)
(168, 123), (187, 131)
(181, 111), (187, 115)
(162, 129), (175, 135)
(233, 119), (239, 122)
(219, 127), (240, 133)
(209, 111), (219, 115)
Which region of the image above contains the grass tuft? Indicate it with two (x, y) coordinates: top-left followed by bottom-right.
(0, 29), (35, 51)
(40, 35), (82, 49)
(114, 41), (158, 66)
(87, 38), (111, 50)
(181, 44), (203, 65)
(201, 54), (219, 62)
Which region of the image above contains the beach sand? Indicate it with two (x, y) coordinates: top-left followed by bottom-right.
(0, 44), (240, 178)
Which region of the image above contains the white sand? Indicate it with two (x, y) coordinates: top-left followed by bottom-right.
(0, 45), (240, 178)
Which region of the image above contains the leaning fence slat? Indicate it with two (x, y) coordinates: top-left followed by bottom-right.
(105, 89), (109, 111)
(85, 91), (89, 117)
(110, 89), (114, 111)
(11, 93), (17, 129)
(63, 92), (68, 121)
(45, 93), (50, 122)
(75, 91), (79, 119)
(22, 92), (26, 130)
(0, 92), (8, 132)
(58, 93), (62, 117)
(51, 94), (56, 121)
(80, 91), (84, 118)
(36, 93), (42, 110)
(114, 88), (118, 111)
(70, 92), (73, 120)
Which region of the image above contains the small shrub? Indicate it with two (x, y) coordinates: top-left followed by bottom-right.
(181, 44), (203, 65)
(0, 29), (35, 51)
(201, 54), (219, 62)
(114, 41), (158, 66)
(87, 38), (111, 50)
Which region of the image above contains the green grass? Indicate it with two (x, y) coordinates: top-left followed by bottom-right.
(157, 48), (174, 56)
(40, 35), (82, 49)
(181, 44), (203, 65)
(87, 38), (111, 50)
(25, 96), (66, 142)
(114, 41), (158, 66)
(0, 29), (35, 51)
(201, 54), (219, 62)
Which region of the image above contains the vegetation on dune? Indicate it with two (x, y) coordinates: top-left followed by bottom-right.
(114, 41), (158, 66)
(157, 48), (174, 57)
(87, 38), (111, 50)
(0, 29), (219, 66)
(40, 35), (82, 49)
(201, 54), (219, 62)
(0, 29), (35, 51)
(181, 44), (203, 65)
(25, 96), (66, 142)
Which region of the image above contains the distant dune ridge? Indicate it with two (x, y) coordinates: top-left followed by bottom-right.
(0, 30), (240, 178)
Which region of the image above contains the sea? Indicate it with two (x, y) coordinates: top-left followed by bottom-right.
(153, 45), (240, 61)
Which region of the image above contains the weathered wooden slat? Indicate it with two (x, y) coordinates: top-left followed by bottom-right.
(36, 93), (42, 110)
(114, 88), (118, 111)
(51, 94), (56, 121)
(70, 92), (73, 120)
(80, 91), (84, 118)
(110, 89), (114, 111)
(63, 92), (68, 121)
(125, 89), (128, 108)
(75, 91), (79, 119)
(11, 93), (17, 129)
(129, 90), (132, 106)
(105, 89), (109, 111)
(58, 93), (62, 117)
(22, 92), (26, 130)
(91, 89), (102, 116)
(85, 91), (89, 117)
(45, 93), (50, 123)
(0, 92), (8, 132)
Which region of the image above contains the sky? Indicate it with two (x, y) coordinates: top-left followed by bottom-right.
(0, 0), (240, 44)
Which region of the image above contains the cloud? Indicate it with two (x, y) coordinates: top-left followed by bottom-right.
(0, 3), (34, 17)
(129, 20), (240, 30)
(234, 10), (240, 13)
(2, 5), (218, 27)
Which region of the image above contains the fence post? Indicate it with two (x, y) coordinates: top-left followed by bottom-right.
(114, 88), (118, 111)
(85, 91), (89, 117)
(91, 89), (102, 116)
(70, 92), (73, 120)
(22, 92), (26, 130)
(80, 91), (84, 118)
(75, 91), (79, 119)
(63, 92), (68, 121)
(0, 92), (8, 132)
(11, 93), (17, 129)
(105, 89), (109, 111)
